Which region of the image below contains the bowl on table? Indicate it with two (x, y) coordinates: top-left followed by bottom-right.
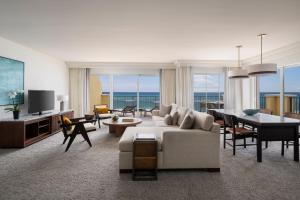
(243, 109), (259, 116)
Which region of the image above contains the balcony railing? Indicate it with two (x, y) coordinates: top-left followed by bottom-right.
(112, 92), (160, 109)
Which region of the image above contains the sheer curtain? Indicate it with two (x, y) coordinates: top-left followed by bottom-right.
(160, 69), (176, 105)
(176, 66), (193, 108)
(224, 68), (243, 111)
(69, 68), (90, 117)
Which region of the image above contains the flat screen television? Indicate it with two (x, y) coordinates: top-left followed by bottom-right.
(28, 90), (55, 114)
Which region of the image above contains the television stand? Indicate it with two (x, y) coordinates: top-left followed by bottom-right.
(0, 110), (73, 148)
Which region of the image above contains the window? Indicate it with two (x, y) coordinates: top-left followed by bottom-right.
(259, 70), (280, 115)
(97, 74), (160, 113)
(284, 66), (300, 114)
(193, 73), (224, 112)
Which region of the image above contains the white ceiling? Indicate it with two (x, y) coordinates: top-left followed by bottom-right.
(0, 0), (300, 62)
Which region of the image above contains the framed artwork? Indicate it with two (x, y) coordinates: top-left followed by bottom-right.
(0, 56), (24, 105)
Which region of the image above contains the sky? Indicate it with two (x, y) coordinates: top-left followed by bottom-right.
(99, 75), (160, 92)
(98, 66), (300, 94)
(260, 66), (300, 93)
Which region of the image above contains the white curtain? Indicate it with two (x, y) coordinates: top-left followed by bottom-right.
(69, 68), (90, 117)
(160, 69), (176, 105)
(224, 68), (243, 111)
(176, 66), (193, 108)
(242, 76), (257, 109)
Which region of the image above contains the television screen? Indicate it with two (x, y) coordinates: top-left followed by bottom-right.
(28, 90), (55, 114)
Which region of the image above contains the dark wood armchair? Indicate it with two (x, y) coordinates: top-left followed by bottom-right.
(139, 106), (159, 117)
(223, 114), (257, 155)
(60, 115), (96, 152)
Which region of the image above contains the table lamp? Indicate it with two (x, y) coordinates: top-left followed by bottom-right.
(57, 95), (69, 111)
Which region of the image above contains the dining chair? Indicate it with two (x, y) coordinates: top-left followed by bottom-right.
(207, 109), (232, 149)
(223, 114), (257, 155)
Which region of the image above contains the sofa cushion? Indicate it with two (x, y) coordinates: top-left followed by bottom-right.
(170, 103), (178, 116)
(179, 111), (195, 129)
(119, 127), (172, 152)
(152, 115), (164, 121)
(177, 107), (189, 125)
(171, 111), (179, 125)
(159, 104), (172, 117)
(193, 111), (214, 131)
(164, 114), (173, 125)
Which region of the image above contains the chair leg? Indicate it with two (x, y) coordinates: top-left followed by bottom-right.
(223, 127), (226, 149)
(286, 141), (289, 149)
(80, 129), (92, 147)
(265, 141), (268, 148)
(98, 118), (101, 128)
(65, 134), (76, 152)
(244, 138), (246, 148)
(252, 137), (254, 142)
(281, 141), (285, 156)
(63, 136), (69, 144)
(233, 138), (236, 155)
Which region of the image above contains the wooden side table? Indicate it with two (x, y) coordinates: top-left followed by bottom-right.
(132, 137), (157, 181)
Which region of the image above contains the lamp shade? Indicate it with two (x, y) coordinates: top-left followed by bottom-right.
(228, 68), (249, 79)
(247, 63), (277, 75)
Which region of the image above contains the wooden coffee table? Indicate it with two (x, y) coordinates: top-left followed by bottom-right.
(102, 117), (142, 137)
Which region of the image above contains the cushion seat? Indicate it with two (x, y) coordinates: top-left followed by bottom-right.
(228, 127), (255, 135)
(215, 120), (224, 126)
(119, 126), (178, 152)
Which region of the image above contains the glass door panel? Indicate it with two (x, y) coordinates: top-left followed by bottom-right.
(138, 75), (160, 109)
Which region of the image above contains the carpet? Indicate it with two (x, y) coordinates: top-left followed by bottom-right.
(0, 119), (300, 200)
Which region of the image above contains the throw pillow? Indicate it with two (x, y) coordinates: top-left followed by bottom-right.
(95, 107), (109, 114)
(177, 107), (189, 125)
(170, 111), (179, 125)
(63, 116), (72, 130)
(170, 103), (178, 116)
(159, 104), (172, 117)
(164, 114), (173, 125)
(179, 111), (195, 129)
(193, 111), (214, 131)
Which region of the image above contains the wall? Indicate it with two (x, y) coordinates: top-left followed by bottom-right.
(0, 36), (68, 119)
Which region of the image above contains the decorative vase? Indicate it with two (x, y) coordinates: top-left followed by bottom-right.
(13, 111), (20, 119)
(112, 115), (119, 122)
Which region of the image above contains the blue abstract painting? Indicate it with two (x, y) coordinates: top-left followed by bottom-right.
(0, 56), (24, 105)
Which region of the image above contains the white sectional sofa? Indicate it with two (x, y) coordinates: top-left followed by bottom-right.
(118, 104), (220, 172)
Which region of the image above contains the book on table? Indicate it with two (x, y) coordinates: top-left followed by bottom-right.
(135, 133), (156, 140)
(122, 118), (134, 122)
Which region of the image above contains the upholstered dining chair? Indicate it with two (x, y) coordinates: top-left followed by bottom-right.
(223, 114), (257, 155)
(60, 115), (96, 152)
(94, 104), (114, 128)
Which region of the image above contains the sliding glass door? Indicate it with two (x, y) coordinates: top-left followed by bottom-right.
(193, 73), (224, 112)
(97, 74), (160, 113)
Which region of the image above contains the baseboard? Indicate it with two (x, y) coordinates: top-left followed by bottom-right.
(119, 168), (220, 173)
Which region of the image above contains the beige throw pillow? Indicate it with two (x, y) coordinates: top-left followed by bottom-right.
(179, 111), (195, 129)
(170, 111), (179, 125)
(177, 107), (189, 125)
(164, 114), (173, 125)
(159, 104), (172, 117)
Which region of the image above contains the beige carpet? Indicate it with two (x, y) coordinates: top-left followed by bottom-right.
(0, 119), (300, 200)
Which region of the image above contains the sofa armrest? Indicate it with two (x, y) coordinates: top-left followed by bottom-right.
(152, 110), (160, 116)
(162, 129), (220, 168)
(210, 123), (220, 134)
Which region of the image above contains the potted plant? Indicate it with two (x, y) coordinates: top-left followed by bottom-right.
(4, 90), (24, 119)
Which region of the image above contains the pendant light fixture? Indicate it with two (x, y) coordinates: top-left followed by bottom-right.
(247, 34), (277, 75)
(228, 45), (249, 79)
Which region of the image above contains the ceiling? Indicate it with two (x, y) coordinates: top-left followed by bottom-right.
(0, 0), (300, 62)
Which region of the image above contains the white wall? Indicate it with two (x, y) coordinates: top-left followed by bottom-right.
(0, 37), (68, 119)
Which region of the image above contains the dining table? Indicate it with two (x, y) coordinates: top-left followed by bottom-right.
(211, 109), (300, 162)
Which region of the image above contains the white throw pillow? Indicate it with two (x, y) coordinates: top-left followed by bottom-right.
(179, 111), (195, 129)
(164, 114), (173, 125)
(170, 103), (178, 116)
(177, 107), (189, 125)
(159, 104), (172, 117)
(193, 111), (214, 131)
(170, 111), (179, 125)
